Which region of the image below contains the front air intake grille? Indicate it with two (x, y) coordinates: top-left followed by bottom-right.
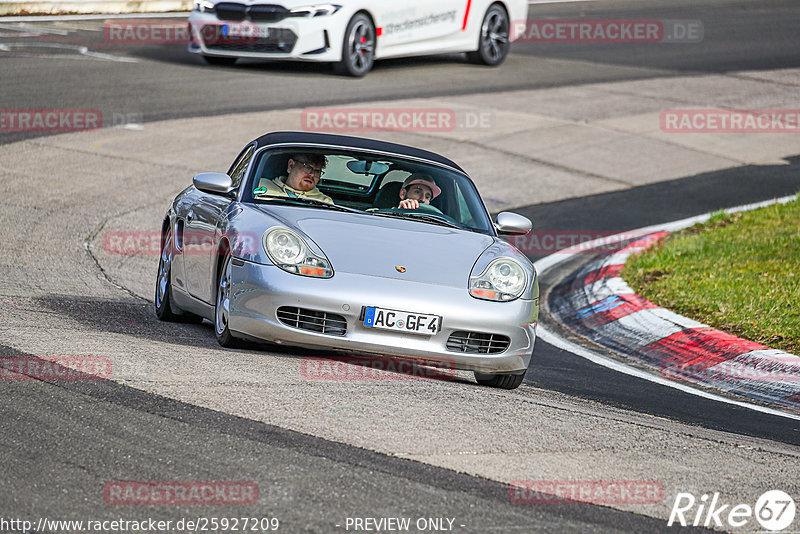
(277, 307), (347, 336)
(446, 331), (510, 354)
(203, 27), (298, 53)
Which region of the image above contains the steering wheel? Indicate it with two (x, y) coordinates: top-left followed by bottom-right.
(377, 203), (459, 225)
(409, 203), (444, 215)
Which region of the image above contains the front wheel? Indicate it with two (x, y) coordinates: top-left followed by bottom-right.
(474, 371), (525, 389)
(466, 4), (510, 66)
(334, 13), (375, 77)
(215, 253), (242, 347)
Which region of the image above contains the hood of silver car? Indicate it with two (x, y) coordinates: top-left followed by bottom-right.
(258, 206), (495, 287)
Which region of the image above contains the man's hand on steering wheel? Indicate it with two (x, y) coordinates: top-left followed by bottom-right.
(397, 199), (443, 213)
(398, 198), (420, 210)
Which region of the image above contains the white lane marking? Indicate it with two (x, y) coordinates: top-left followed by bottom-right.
(0, 12), (189, 22)
(0, 23), (69, 35)
(0, 31), (40, 37)
(0, 42), (138, 62)
(537, 322), (800, 421)
(535, 194), (799, 418)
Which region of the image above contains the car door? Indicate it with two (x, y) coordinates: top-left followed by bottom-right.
(184, 144), (255, 303)
(376, 0), (466, 50)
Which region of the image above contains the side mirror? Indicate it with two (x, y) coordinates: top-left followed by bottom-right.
(193, 172), (235, 195)
(495, 212), (532, 236)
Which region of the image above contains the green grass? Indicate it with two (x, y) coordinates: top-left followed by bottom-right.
(622, 196), (800, 354)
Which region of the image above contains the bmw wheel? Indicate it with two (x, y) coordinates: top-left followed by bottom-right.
(335, 13), (375, 77)
(466, 4), (510, 66)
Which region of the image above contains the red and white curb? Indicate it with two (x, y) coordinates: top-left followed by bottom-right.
(535, 195), (800, 419)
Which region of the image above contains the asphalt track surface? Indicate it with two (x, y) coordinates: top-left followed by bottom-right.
(2, 0), (800, 531)
(2, 0), (800, 145)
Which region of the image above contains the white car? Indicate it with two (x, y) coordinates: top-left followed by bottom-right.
(188, 0), (528, 76)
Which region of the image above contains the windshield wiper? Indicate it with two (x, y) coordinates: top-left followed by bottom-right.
(254, 195), (362, 214)
(371, 211), (463, 230)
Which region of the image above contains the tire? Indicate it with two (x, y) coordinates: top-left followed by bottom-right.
(155, 228), (181, 321)
(214, 252), (242, 347)
(203, 55), (237, 66)
(466, 4), (510, 66)
(155, 227), (203, 323)
(334, 13), (375, 77)
(474, 371), (525, 390)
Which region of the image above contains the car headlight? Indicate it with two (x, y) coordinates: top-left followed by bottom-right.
(289, 4), (342, 17)
(193, 0), (215, 12)
(263, 227), (333, 278)
(469, 257), (527, 301)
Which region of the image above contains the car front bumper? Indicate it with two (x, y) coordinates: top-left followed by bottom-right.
(229, 260), (538, 374)
(187, 12), (342, 61)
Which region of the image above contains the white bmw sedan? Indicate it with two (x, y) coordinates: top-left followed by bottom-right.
(188, 0), (528, 76)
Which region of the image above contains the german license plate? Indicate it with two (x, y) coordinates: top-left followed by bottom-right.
(223, 23), (269, 38)
(363, 307), (441, 336)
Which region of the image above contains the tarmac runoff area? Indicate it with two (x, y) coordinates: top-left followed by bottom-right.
(3, 68), (800, 525)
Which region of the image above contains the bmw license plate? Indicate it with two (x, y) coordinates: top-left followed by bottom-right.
(364, 307), (441, 336)
(223, 24), (270, 38)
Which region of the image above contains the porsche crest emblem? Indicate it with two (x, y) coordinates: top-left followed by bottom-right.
(395, 266), (407, 273)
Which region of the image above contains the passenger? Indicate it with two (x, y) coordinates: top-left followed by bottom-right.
(397, 174), (442, 210)
(255, 153), (333, 204)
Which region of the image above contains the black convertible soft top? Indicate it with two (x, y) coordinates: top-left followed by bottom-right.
(254, 131), (466, 174)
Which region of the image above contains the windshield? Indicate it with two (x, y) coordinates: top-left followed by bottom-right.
(241, 147), (494, 235)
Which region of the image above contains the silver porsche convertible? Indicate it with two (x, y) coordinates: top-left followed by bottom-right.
(155, 132), (538, 389)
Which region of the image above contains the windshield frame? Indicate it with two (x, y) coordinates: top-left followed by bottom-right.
(240, 142), (496, 236)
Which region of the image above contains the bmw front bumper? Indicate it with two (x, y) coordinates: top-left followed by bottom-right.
(187, 12), (341, 61)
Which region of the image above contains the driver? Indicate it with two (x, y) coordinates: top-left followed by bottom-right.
(397, 174), (441, 210)
(254, 153), (333, 204)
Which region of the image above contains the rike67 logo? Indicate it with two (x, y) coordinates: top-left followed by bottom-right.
(668, 490), (796, 531)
